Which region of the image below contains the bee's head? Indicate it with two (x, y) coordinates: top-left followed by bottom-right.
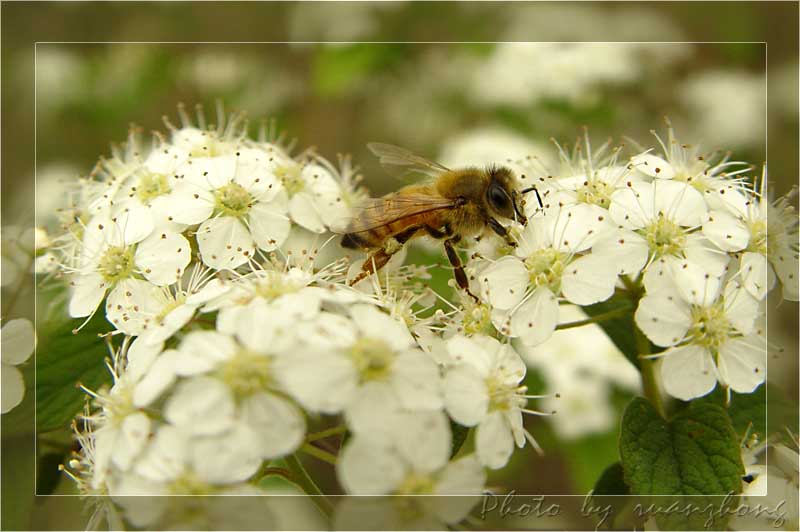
(485, 166), (527, 225)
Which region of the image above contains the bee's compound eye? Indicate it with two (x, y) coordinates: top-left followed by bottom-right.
(488, 184), (510, 211)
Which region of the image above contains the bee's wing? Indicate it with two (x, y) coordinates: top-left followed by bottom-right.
(367, 143), (451, 179)
(331, 193), (457, 234)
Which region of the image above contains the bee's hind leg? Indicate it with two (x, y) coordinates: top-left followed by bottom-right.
(443, 236), (479, 302)
(348, 226), (420, 286)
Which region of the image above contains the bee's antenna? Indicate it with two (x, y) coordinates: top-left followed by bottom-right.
(521, 185), (544, 208)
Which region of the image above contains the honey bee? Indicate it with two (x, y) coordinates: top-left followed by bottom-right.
(338, 143), (541, 298)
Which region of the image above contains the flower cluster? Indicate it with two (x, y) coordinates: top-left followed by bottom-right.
(470, 127), (796, 402)
(41, 108), (797, 529)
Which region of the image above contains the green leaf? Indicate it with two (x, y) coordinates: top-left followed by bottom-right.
(593, 462), (629, 496)
(36, 309), (115, 433)
(582, 292), (640, 369)
(1, 436), (35, 530)
(450, 420), (469, 458)
(619, 398), (743, 530)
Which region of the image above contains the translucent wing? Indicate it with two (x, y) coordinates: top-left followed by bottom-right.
(333, 192), (457, 234)
(367, 143), (451, 179)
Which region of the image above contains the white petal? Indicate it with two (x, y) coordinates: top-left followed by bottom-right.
(240, 392), (305, 459)
(394, 410), (451, 474)
(684, 234), (730, 278)
(723, 281), (759, 335)
(167, 182), (215, 225)
(111, 412), (151, 471)
(609, 182), (652, 229)
(479, 257), (528, 310)
(1, 318), (36, 364)
(175, 331), (237, 376)
(113, 202), (155, 245)
(653, 180), (706, 227)
(511, 287), (558, 346)
(337, 437), (405, 495)
(104, 279), (162, 336)
(475, 411), (514, 469)
(350, 304), (415, 351)
(634, 293), (692, 347)
(248, 203), (291, 251)
(390, 350), (443, 410)
(164, 376), (235, 436)
(275, 350), (357, 414)
(126, 336), (163, 381)
(197, 216), (254, 270)
(141, 304), (195, 345)
(771, 248), (799, 301)
(717, 335), (765, 394)
(289, 193), (326, 233)
(134, 425), (187, 482)
(434, 455), (486, 524)
(445, 334), (495, 376)
(134, 231), (191, 286)
(443, 365), (489, 426)
(561, 254), (617, 305)
(1, 363), (24, 414)
(660, 345), (718, 400)
(69, 273), (108, 318)
(133, 349), (179, 407)
(591, 230), (649, 276)
(344, 381), (402, 439)
(702, 210), (749, 252)
(190, 423), (262, 484)
(671, 259), (722, 307)
(740, 252), (774, 301)
(551, 203), (608, 252)
(631, 153), (675, 179)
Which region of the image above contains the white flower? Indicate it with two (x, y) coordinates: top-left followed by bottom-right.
(635, 263), (764, 400)
(1, 319), (36, 414)
(169, 150), (291, 269)
(68, 210), (190, 318)
(276, 304), (442, 416)
(443, 334), (542, 469)
(596, 178), (728, 291)
(480, 203), (618, 346)
(277, 159), (352, 234)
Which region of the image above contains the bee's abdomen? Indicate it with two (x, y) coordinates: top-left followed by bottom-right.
(341, 232), (367, 249)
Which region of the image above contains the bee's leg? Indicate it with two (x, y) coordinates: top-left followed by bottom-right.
(348, 226), (420, 286)
(424, 225), (449, 239)
(444, 236), (479, 302)
(488, 217), (517, 247)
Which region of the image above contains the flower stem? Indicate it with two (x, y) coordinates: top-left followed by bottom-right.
(301, 443), (338, 465)
(305, 425), (346, 442)
(555, 307), (630, 331)
(636, 327), (666, 418)
(285, 453), (334, 518)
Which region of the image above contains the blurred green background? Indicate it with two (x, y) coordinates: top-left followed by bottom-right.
(1, 2), (798, 530)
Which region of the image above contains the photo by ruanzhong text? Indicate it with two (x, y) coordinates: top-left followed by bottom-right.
(479, 491), (561, 521)
(634, 493), (788, 529)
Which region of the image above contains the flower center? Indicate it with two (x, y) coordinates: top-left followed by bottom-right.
(275, 165), (305, 196)
(169, 472), (211, 495)
(644, 215), (686, 258)
(97, 246), (135, 282)
(214, 182), (252, 217)
(349, 338), (394, 382)
(397, 473), (436, 495)
(217, 349), (274, 399)
(575, 179), (613, 208)
(462, 302), (493, 336)
(746, 219), (768, 255)
(255, 273), (303, 301)
(486, 376), (525, 412)
(136, 173), (171, 203)
(688, 303), (733, 350)
(524, 248), (565, 293)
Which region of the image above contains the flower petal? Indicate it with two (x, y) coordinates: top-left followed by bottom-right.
(444, 364), (489, 427)
(337, 437), (405, 495)
(240, 392), (305, 459)
(390, 350), (443, 410)
(717, 335), (765, 394)
(69, 273), (108, 318)
(475, 410), (513, 469)
(134, 231), (191, 286)
(660, 345), (718, 400)
(248, 202), (291, 251)
(1, 363), (24, 414)
(164, 376), (235, 436)
(631, 153), (675, 179)
(479, 257), (528, 310)
(1, 318), (36, 364)
(197, 216), (254, 270)
(511, 286), (558, 346)
(702, 210), (749, 252)
(634, 293), (692, 347)
(561, 254), (617, 306)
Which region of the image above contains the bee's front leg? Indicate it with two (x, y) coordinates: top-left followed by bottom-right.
(443, 236), (479, 302)
(488, 217), (517, 248)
